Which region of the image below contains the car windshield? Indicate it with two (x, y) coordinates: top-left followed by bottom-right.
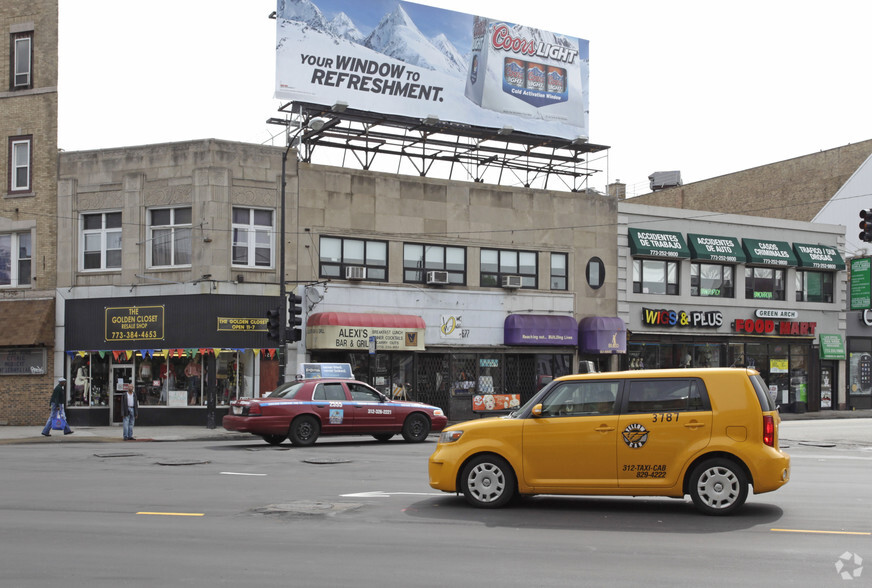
(266, 381), (305, 399)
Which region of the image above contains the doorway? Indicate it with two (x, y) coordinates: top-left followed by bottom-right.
(111, 364), (134, 423)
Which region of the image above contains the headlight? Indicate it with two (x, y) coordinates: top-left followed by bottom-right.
(432, 409), (444, 417)
(439, 430), (464, 443)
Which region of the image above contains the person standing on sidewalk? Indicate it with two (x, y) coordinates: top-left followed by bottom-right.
(41, 377), (73, 436)
(121, 385), (138, 440)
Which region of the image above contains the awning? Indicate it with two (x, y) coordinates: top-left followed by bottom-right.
(0, 298), (55, 347)
(742, 238), (797, 267)
(503, 314), (578, 346)
(793, 243), (845, 271)
(628, 228), (690, 259)
(578, 316), (626, 355)
(687, 233), (746, 263)
(306, 312), (425, 351)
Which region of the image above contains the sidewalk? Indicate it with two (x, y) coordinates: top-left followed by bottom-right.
(0, 410), (869, 445)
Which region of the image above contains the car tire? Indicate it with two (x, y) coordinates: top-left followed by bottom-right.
(460, 454), (516, 508)
(372, 433), (394, 442)
(688, 458), (748, 515)
(262, 434), (285, 446)
(289, 415), (320, 446)
(401, 413), (430, 442)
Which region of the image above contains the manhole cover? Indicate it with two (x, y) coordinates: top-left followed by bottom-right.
(94, 452), (143, 458)
(253, 501), (363, 516)
(302, 457), (352, 465)
(155, 459), (211, 466)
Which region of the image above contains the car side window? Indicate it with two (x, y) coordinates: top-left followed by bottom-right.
(313, 383), (347, 401)
(625, 379), (708, 413)
(348, 383), (382, 402)
(540, 381), (619, 417)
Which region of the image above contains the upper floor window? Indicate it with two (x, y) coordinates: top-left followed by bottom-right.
(320, 236), (387, 281)
(586, 256), (605, 290)
(796, 270), (834, 303)
(0, 231), (31, 287)
(690, 263), (734, 298)
(481, 248), (537, 288)
(403, 243), (465, 284)
(633, 259), (679, 295)
(550, 253), (567, 290)
(149, 207), (192, 267)
(9, 136), (31, 193)
(11, 32), (32, 89)
(745, 267), (785, 301)
(232, 207), (273, 268)
(82, 212), (122, 270)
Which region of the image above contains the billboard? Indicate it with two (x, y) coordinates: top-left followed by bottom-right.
(275, 0), (590, 141)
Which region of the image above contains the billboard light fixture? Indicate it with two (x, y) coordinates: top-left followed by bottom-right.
(332, 101), (348, 112)
(308, 117), (329, 131)
(498, 125), (513, 135)
(422, 115), (440, 125)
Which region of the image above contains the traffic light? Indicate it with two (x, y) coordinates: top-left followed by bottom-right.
(860, 209), (872, 242)
(287, 294), (303, 342)
(266, 306), (282, 341)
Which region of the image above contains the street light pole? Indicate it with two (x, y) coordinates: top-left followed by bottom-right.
(278, 146), (289, 385)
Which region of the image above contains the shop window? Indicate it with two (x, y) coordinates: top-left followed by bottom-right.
(632, 259), (678, 295)
(480, 248), (537, 288)
(550, 252), (568, 290)
(403, 243), (465, 284)
(81, 211), (122, 270)
(232, 207), (273, 268)
(0, 231), (31, 287)
(744, 267), (785, 301)
(795, 270), (833, 303)
(690, 263), (734, 297)
(11, 32), (32, 89)
(319, 236), (387, 281)
(148, 207), (192, 267)
(8, 136), (31, 193)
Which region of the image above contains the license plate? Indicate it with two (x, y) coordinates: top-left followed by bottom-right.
(232, 405), (242, 415)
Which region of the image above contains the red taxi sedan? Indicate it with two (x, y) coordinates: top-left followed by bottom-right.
(223, 378), (447, 446)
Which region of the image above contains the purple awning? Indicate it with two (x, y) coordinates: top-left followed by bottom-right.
(504, 314), (578, 346)
(579, 316), (626, 354)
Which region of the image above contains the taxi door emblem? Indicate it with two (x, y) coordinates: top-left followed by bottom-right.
(622, 423), (649, 449)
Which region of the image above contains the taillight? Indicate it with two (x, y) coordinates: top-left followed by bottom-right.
(763, 415), (775, 447)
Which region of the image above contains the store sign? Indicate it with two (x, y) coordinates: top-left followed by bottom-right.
(307, 325), (425, 351)
(755, 309), (798, 319)
(819, 333), (846, 360)
(733, 319), (817, 336)
(793, 243), (845, 271)
(687, 234), (746, 263)
(742, 238), (797, 267)
(0, 348), (46, 375)
(440, 315), (466, 339)
(628, 229), (690, 259)
(104, 305), (165, 342)
(216, 317), (268, 332)
(642, 308), (723, 328)
(850, 257), (872, 310)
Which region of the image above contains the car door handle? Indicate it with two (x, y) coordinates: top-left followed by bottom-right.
(684, 421), (705, 429)
(594, 425), (615, 433)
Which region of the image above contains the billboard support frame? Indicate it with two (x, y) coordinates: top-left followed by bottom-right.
(271, 101), (608, 192)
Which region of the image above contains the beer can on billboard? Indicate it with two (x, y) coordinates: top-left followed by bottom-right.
(547, 66), (566, 94)
(526, 62), (547, 92)
(504, 58), (525, 88)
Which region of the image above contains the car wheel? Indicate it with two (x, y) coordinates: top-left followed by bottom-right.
(688, 458), (748, 515)
(289, 415), (320, 446)
(372, 433), (394, 442)
(262, 434), (285, 446)
(460, 454), (515, 508)
(401, 413), (430, 442)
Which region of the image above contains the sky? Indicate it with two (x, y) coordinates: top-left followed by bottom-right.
(58, 0), (872, 196)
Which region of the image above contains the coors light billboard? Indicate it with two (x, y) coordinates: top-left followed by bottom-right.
(275, 0), (590, 141)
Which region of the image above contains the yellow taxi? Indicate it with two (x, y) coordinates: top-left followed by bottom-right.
(428, 368), (790, 515)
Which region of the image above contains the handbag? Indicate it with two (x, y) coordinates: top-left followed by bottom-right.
(51, 407), (67, 431)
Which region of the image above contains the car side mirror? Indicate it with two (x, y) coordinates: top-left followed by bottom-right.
(531, 403), (543, 417)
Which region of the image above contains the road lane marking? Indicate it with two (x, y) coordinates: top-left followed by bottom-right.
(771, 528), (870, 536)
(136, 512), (204, 517)
(220, 472), (267, 476)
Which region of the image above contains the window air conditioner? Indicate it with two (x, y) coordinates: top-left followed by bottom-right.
(426, 270), (449, 285)
(345, 266), (366, 280)
(501, 275), (522, 289)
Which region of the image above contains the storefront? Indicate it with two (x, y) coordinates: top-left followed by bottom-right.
(845, 310), (872, 410)
(63, 293), (281, 426)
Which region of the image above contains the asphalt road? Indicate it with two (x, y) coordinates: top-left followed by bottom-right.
(1, 423), (870, 587)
